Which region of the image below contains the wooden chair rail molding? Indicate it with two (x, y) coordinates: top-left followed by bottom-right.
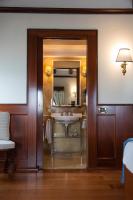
(0, 7), (133, 14)
(0, 105), (28, 115)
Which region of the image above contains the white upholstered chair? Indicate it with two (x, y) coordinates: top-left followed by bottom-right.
(0, 112), (15, 175)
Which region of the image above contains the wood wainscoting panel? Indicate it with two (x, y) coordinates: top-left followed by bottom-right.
(10, 114), (28, 168)
(96, 105), (133, 168)
(116, 106), (133, 167)
(0, 105), (30, 171)
(0, 151), (6, 172)
(97, 114), (116, 167)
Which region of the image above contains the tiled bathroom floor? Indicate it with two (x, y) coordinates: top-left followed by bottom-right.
(43, 152), (87, 169)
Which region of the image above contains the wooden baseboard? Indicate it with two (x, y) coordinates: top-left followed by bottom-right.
(16, 168), (39, 173)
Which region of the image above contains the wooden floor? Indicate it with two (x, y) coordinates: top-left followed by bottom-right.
(0, 170), (124, 200)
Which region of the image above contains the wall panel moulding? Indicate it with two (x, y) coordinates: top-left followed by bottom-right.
(0, 7), (133, 14)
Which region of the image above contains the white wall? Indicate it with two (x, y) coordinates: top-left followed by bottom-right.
(0, 13), (133, 104)
(0, 0), (132, 8)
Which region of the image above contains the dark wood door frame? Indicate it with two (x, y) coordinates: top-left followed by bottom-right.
(27, 29), (98, 169)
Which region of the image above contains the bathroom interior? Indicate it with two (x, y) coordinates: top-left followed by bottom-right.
(43, 39), (87, 169)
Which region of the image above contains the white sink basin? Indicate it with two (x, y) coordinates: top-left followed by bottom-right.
(51, 113), (82, 122)
(51, 113), (82, 136)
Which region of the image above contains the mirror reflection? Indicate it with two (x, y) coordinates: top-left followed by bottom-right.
(53, 67), (80, 106)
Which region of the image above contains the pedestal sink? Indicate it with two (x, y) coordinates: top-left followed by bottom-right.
(51, 113), (82, 136)
(51, 113), (82, 121)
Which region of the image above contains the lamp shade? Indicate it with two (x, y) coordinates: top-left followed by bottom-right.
(116, 48), (133, 62)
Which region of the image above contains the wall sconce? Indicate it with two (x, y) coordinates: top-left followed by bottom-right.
(45, 65), (52, 76)
(116, 48), (133, 75)
(82, 65), (86, 77)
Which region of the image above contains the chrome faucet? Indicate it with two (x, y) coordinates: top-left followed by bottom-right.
(61, 110), (73, 116)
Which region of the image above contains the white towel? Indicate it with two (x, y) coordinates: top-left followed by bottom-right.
(82, 119), (87, 129)
(45, 119), (52, 144)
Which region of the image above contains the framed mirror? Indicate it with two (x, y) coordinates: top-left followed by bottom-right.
(52, 66), (80, 106)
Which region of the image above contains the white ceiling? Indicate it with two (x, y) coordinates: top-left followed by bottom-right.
(43, 39), (87, 57)
(0, 0), (132, 8)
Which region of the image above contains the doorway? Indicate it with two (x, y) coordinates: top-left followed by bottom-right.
(43, 39), (87, 169)
(27, 29), (97, 170)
